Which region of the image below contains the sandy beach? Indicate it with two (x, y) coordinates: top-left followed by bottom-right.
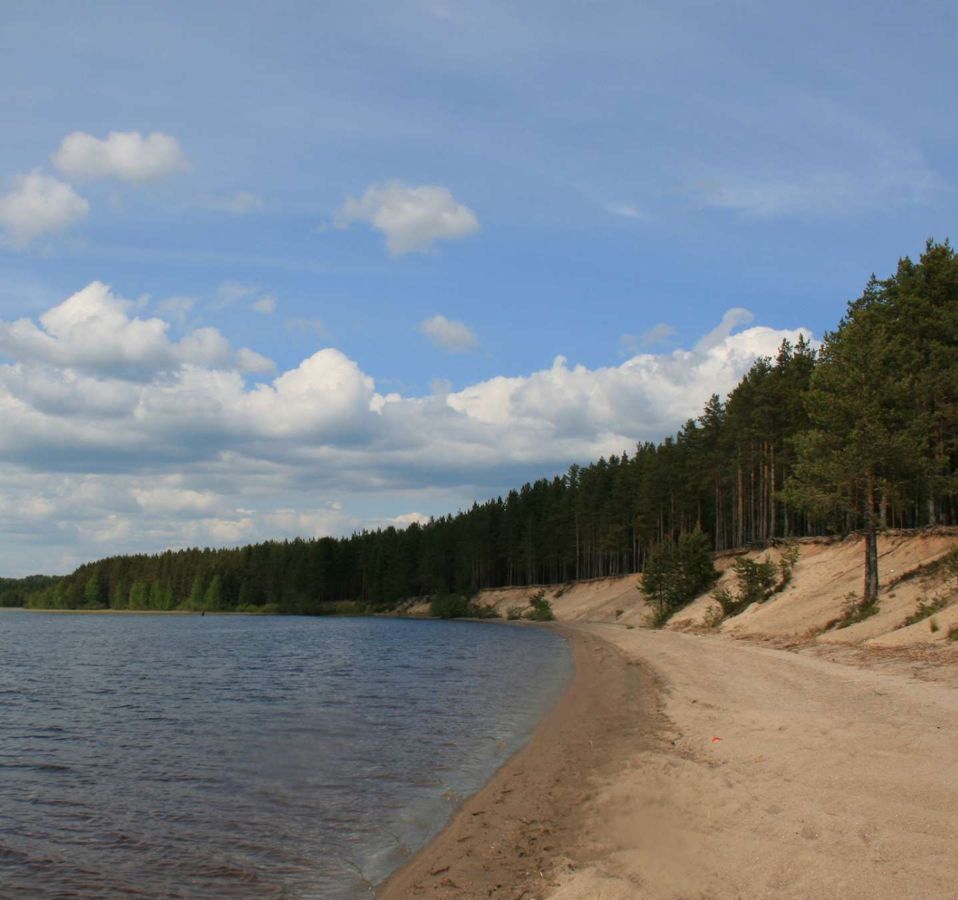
(379, 622), (958, 899)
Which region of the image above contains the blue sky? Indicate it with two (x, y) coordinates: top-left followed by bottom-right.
(0, 1), (955, 574)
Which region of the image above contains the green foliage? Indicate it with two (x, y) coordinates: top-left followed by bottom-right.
(942, 547), (958, 586)
(832, 593), (880, 630)
(0, 575), (60, 608)
(642, 529), (718, 626)
(204, 574), (224, 611)
(947, 624), (958, 642)
(903, 595), (950, 627)
(428, 593), (500, 619)
(785, 241), (958, 603)
(526, 590), (555, 621)
(714, 545), (799, 617)
(429, 593), (472, 618)
(128, 580), (149, 608)
(188, 576), (205, 608)
(83, 572), (107, 609)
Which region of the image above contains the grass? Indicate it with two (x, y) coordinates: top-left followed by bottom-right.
(832, 593), (880, 630)
(902, 595), (950, 627)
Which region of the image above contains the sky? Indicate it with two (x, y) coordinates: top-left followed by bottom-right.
(0, 0), (955, 575)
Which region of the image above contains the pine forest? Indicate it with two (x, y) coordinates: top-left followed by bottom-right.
(14, 241), (958, 613)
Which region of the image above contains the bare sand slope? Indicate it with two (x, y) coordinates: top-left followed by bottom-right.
(476, 529), (958, 651)
(547, 624), (958, 900)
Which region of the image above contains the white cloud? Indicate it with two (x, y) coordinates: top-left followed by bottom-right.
(53, 130), (189, 183)
(605, 202), (645, 220)
(213, 280), (254, 308)
(0, 286), (814, 574)
(132, 487), (220, 516)
(382, 511), (430, 528)
(419, 314), (478, 352)
(0, 281), (272, 378)
(252, 295), (277, 314)
(156, 295), (197, 325)
(198, 190), (263, 214)
(621, 322), (677, 355)
(0, 171), (90, 247)
(263, 506), (353, 539)
(337, 181), (480, 255)
(695, 307), (754, 351)
(641, 322), (677, 346)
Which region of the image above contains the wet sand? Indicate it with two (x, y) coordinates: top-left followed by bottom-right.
(377, 625), (659, 899)
(379, 623), (958, 899)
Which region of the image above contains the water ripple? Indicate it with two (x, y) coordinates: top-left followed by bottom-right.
(0, 613), (571, 898)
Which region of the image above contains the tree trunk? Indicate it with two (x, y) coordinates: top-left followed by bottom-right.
(864, 473), (879, 605)
(864, 529), (879, 604)
(769, 444), (776, 541)
(737, 465), (744, 548)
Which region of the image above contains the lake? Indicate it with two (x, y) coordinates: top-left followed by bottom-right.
(0, 612), (572, 898)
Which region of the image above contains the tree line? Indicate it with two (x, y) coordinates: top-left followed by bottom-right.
(16, 240), (958, 612)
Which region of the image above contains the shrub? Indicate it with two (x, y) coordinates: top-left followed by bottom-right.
(526, 590), (555, 621)
(430, 593), (471, 619)
(714, 545), (799, 617)
(942, 547), (958, 586)
(832, 593), (879, 630)
(703, 604), (724, 628)
(947, 624), (958, 642)
(641, 529), (718, 626)
(470, 602), (500, 619)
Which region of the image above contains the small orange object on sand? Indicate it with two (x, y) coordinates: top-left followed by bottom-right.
(711, 736), (722, 743)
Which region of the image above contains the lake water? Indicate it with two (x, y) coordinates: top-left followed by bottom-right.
(0, 612), (572, 898)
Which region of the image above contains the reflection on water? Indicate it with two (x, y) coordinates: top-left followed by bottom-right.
(0, 613), (571, 898)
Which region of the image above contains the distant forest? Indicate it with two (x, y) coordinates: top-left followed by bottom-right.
(13, 240), (958, 613)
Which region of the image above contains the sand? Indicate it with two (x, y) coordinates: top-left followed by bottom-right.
(376, 626), (659, 898)
(378, 622), (958, 899)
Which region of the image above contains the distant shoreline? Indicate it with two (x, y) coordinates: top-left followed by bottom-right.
(9, 607), (254, 615)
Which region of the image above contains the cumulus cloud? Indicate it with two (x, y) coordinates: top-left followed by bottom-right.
(0, 171), (90, 247)
(337, 181), (480, 255)
(419, 314), (478, 352)
(0, 286), (814, 574)
(53, 130), (189, 183)
(0, 281), (272, 378)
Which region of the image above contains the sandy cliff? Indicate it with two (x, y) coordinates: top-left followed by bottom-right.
(469, 528), (958, 654)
